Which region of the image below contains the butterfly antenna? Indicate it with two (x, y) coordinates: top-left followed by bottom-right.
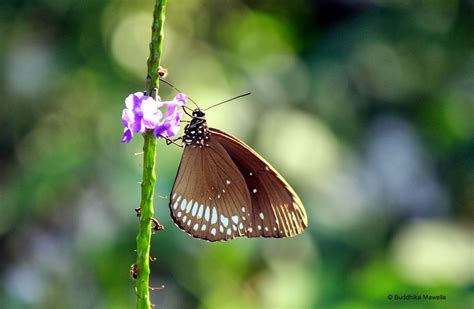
(182, 106), (194, 118)
(159, 78), (200, 109)
(203, 92), (251, 111)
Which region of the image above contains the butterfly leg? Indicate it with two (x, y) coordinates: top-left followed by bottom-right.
(155, 133), (183, 147)
(149, 283), (165, 309)
(161, 135), (183, 147)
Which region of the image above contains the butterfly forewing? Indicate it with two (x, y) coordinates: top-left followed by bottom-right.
(211, 128), (308, 238)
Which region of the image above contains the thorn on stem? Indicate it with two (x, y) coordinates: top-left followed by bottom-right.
(146, 75), (151, 91)
(149, 255), (157, 262)
(149, 285), (165, 291)
(158, 66), (168, 78)
(135, 207), (141, 217)
(150, 217), (164, 232)
(130, 264), (138, 280)
(157, 194), (168, 200)
(151, 87), (157, 99)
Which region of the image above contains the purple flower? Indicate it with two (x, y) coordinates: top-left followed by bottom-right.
(154, 93), (187, 138)
(121, 91), (187, 143)
(121, 92), (162, 143)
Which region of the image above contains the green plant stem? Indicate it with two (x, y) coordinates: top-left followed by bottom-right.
(136, 0), (167, 308)
(136, 134), (157, 309)
(146, 0), (168, 95)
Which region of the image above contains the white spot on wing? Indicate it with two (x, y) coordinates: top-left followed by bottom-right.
(211, 207), (217, 224)
(177, 211), (182, 218)
(231, 216), (239, 224)
(182, 215), (187, 223)
(180, 199), (187, 211)
(191, 202), (199, 216)
(252, 188), (257, 193)
(241, 207), (246, 212)
(204, 206), (210, 222)
(219, 226), (224, 233)
(211, 228), (216, 236)
(258, 225), (261, 230)
(226, 180), (231, 185)
(249, 172), (253, 176)
(173, 200), (179, 210)
(265, 166), (269, 171)
(197, 204), (204, 219)
(248, 227), (253, 232)
(232, 225), (237, 231)
(220, 215), (229, 227)
(201, 224), (206, 231)
(239, 223), (243, 229)
(193, 224), (199, 231)
(259, 212), (264, 220)
(265, 227), (269, 231)
(227, 228), (232, 235)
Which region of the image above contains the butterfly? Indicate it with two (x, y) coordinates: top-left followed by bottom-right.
(168, 98), (308, 242)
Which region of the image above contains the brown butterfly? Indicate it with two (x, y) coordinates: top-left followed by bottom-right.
(168, 97), (308, 242)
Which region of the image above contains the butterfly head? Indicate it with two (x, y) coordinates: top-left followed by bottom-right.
(192, 108), (206, 118)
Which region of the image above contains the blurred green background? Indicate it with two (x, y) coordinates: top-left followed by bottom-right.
(1, 0), (473, 308)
